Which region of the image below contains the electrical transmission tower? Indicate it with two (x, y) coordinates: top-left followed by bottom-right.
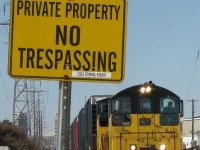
(2, 1), (46, 145)
(1, 1), (30, 136)
(1, 2), (32, 139)
(13, 79), (29, 135)
(13, 79), (47, 144)
(29, 80), (47, 145)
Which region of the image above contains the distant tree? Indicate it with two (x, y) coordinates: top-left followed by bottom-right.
(0, 124), (41, 150)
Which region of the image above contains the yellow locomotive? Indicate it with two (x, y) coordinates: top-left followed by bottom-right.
(97, 81), (183, 150)
(70, 82), (183, 150)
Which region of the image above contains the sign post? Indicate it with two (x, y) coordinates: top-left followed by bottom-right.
(57, 81), (71, 150)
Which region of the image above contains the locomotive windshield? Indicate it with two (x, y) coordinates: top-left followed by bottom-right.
(111, 97), (131, 126)
(111, 97), (131, 113)
(160, 96), (179, 126)
(139, 98), (152, 113)
(160, 96), (179, 113)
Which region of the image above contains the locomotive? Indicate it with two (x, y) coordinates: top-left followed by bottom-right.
(69, 81), (183, 150)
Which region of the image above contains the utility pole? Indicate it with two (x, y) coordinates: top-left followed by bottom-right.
(188, 99), (199, 149)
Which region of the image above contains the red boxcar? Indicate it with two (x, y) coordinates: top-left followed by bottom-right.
(73, 117), (79, 150)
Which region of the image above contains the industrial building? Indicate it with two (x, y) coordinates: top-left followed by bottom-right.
(182, 117), (200, 149)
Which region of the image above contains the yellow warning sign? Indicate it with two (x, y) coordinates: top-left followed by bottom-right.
(8, 0), (128, 82)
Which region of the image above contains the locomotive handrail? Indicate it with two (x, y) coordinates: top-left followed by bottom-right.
(119, 131), (176, 150)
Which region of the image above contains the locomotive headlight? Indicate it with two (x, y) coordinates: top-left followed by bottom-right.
(159, 144), (166, 150)
(140, 87), (145, 93)
(130, 144), (136, 150)
(146, 86), (151, 93)
(140, 86), (151, 94)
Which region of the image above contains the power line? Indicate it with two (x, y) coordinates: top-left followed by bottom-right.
(0, 21), (9, 25)
(0, 1), (10, 34)
(0, 70), (12, 104)
(185, 50), (199, 100)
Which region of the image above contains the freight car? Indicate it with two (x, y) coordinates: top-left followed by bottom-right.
(69, 95), (112, 150)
